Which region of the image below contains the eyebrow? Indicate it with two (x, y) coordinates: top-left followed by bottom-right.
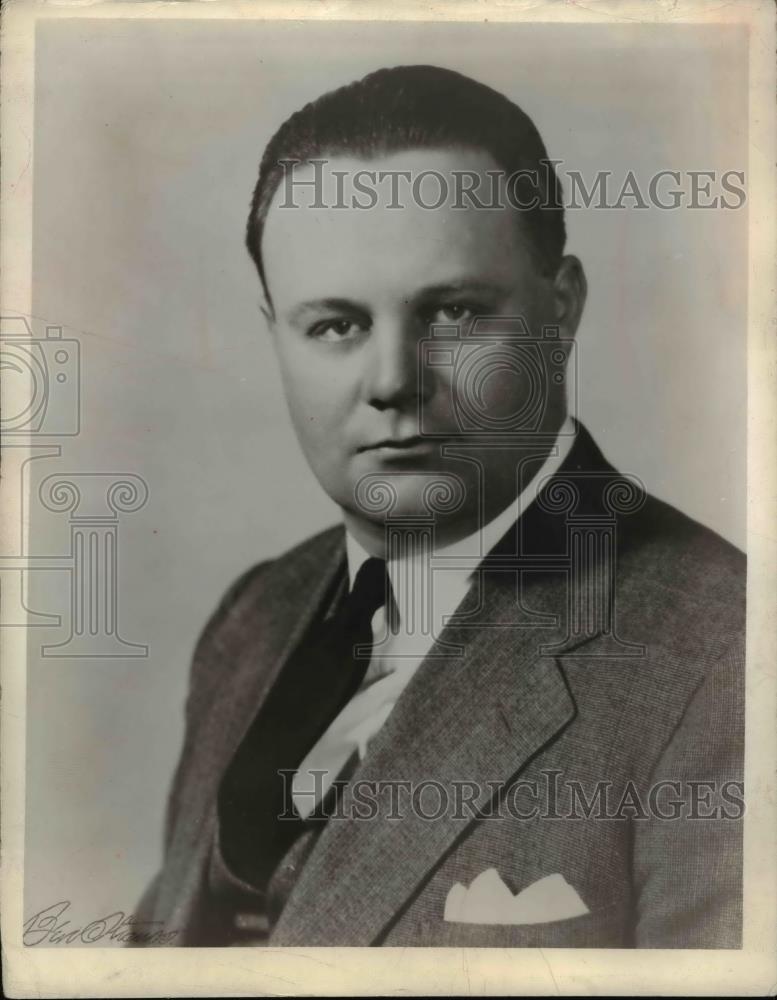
(287, 298), (370, 324)
(412, 279), (512, 300)
(285, 280), (511, 324)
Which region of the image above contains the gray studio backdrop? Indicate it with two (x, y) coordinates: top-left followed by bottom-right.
(24, 19), (747, 929)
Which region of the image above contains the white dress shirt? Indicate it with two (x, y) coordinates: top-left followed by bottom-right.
(292, 419), (576, 817)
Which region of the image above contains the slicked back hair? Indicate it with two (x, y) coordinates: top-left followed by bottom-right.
(246, 64), (566, 303)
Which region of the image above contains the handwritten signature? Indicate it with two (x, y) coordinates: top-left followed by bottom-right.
(24, 900), (180, 946)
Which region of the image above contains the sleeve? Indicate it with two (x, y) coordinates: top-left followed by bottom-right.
(632, 640), (745, 948)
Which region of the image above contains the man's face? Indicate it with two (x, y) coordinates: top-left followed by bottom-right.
(261, 148), (578, 548)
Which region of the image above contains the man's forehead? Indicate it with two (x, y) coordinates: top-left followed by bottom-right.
(261, 147), (530, 308)
(266, 145), (505, 208)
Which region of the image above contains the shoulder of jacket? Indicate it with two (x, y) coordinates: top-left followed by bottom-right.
(214, 523), (344, 611)
(191, 523), (344, 659)
(620, 492), (745, 615)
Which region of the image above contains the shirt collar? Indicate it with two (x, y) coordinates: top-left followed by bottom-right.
(345, 416), (576, 591)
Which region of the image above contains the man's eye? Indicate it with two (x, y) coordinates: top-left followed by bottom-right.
(309, 319), (362, 342)
(430, 304), (476, 325)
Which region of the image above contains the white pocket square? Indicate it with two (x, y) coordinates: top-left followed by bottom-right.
(444, 869), (589, 925)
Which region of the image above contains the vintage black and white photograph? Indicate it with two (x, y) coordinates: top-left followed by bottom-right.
(1, 1), (775, 996)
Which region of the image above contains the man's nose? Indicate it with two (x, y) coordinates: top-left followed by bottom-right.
(364, 319), (430, 411)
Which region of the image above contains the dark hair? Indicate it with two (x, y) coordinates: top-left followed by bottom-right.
(245, 64), (566, 301)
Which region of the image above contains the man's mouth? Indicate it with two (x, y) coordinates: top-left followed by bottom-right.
(364, 435), (424, 450)
(359, 435), (439, 457)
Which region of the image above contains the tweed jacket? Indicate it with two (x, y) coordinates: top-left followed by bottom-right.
(133, 425), (745, 948)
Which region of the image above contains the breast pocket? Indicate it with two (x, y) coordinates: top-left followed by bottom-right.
(411, 902), (632, 948)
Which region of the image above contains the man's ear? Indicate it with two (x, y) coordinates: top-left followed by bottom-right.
(551, 255), (587, 337)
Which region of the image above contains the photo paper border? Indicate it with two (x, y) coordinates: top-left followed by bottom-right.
(1, 0), (775, 995)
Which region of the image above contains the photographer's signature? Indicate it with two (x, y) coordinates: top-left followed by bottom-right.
(24, 900), (180, 946)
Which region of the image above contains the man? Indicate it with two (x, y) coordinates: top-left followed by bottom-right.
(132, 65), (744, 948)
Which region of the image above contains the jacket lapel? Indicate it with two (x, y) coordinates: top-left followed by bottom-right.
(270, 568), (583, 946)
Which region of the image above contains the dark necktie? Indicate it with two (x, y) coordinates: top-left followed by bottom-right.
(216, 556), (392, 894)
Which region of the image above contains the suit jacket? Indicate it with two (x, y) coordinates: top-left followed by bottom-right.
(133, 425), (745, 948)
